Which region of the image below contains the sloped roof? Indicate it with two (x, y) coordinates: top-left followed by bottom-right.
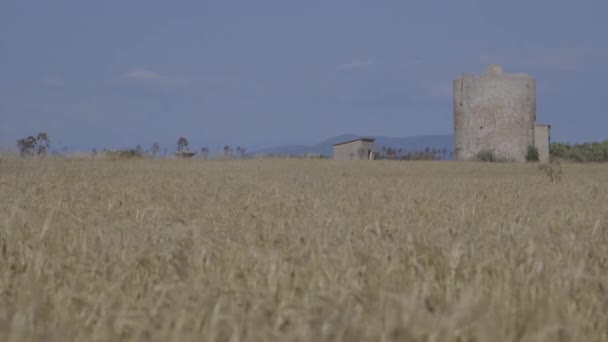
(332, 138), (375, 147)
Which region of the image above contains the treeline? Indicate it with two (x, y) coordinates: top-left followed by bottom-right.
(376, 146), (451, 160)
(15, 134), (250, 160)
(99, 137), (250, 160)
(550, 141), (608, 162)
(15, 132), (608, 163)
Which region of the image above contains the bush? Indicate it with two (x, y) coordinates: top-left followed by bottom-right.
(476, 149), (495, 162)
(570, 150), (586, 163)
(104, 149), (145, 160)
(538, 159), (563, 182)
(550, 140), (608, 162)
(525, 145), (539, 162)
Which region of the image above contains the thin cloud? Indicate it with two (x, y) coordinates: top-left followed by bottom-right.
(123, 69), (166, 80)
(122, 69), (189, 86)
(339, 59), (375, 70)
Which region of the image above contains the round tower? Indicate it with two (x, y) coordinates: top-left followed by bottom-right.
(453, 64), (536, 162)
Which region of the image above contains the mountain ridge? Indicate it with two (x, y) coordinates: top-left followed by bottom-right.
(253, 134), (454, 157)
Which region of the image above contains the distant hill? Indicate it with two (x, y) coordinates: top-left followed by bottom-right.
(253, 134), (454, 157)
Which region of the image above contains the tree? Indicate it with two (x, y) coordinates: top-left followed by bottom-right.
(92, 148), (98, 159)
(396, 148), (403, 159)
(177, 137), (189, 153)
(387, 147), (397, 160)
(236, 146), (247, 158)
(223, 145), (232, 157)
(135, 145), (144, 157)
(151, 143), (160, 158)
(421, 147), (436, 161)
(17, 136), (37, 156)
(431, 148), (439, 159)
(36, 132), (50, 157)
(201, 147), (209, 159)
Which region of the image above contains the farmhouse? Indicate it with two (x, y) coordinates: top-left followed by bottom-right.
(333, 138), (375, 160)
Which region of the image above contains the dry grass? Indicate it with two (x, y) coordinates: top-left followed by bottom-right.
(1, 157), (608, 341)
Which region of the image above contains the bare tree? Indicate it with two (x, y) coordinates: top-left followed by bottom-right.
(236, 146), (247, 158)
(386, 147), (396, 160)
(223, 145), (231, 157)
(135, 145), (144, 157)
(36, 132), (50, 157)
(151, 143), (160, 158)
(201, 147), (209, 159)
(177, 137), (189, 153)
(92, 148), (98, 159)
(17, 136), (37, 156)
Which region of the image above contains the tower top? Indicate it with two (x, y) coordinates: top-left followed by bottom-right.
(485, 64), (503, 75)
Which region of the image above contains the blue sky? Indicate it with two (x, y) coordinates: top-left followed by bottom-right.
(1, 0), (607, 151)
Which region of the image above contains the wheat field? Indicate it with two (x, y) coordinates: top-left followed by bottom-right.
(1, 156), (607, 341)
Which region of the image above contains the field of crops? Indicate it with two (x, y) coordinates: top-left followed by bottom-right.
(1, 157), (607, 341)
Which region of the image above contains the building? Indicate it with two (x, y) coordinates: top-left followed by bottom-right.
(333, 138), (375, 160)
(534, 124), (551, 163)
(454, 64), (538, 162)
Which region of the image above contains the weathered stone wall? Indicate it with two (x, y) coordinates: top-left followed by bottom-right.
(454, 65), (536, 162)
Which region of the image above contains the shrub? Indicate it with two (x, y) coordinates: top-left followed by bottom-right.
(476, 149), (495, 162)
(570, 150), (586, 163)
(550, 140), (608, 162)
(104, 149), (145, 160)
(525, 145), (539, 162)
(538, 159), (563, 182)
(122, 149), (145, 159)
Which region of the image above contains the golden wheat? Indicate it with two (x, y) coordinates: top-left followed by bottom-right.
(1, 157), (607, 341)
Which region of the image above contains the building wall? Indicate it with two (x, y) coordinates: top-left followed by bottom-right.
(535, 125), (551, 163)
(333, 140), (375, 160)
(454, 64), (536, 162)
(359, 140), (375, 160)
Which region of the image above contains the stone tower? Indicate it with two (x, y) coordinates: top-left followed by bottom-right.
(454, 64), (536, 162)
